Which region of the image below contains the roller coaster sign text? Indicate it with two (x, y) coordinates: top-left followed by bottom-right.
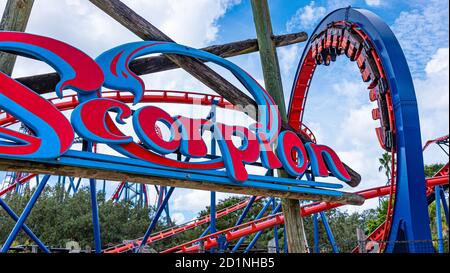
(0, 32), (350, 188)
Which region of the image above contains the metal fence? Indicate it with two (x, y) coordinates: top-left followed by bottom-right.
(300, 239), (449, 253)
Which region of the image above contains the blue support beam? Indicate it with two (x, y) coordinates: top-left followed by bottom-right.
(244, 202), (281, 253)
(223, 195), (257, 250)
(61, 176), (66, 193)
(210, 191), (217, 253)
(102, 180), (106, 196)
(138, 187), (175, 252)
(272, 198), (279, 253)
(199, 225), (211, 239)
(435, 186), (444, 253)
(232, 197), (273, 252)
(68, 176), (75, 193)
(1, 175), (50, 253)
(83, 141), (102, 253)
(320, 212), (339, 253)
(0, 198), (50, 253)
(273, 224), (279, 253)
(164, 187), (171, 223)
(74, 177), (82, 192)
(90, 178), (102, 253)
(439, 187), (449, 225)
(313, 213), (319, 253)
(217, 235), (227, 253)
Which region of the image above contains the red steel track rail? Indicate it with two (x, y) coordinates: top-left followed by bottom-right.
(0, 174), (38, 197)
(162, 175), (448, 253)
(103, 196), (264, 253)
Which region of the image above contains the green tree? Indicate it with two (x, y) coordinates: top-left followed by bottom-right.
(378, 152), (392, 182)
(424, 163), (445, 177)
(0, 184), (167, 251)
(365, 199), (388, 234)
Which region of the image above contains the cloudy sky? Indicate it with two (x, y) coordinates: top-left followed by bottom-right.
(1, 0), (448, 224)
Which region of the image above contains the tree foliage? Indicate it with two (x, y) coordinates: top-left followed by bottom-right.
(378, 152), (392, 182)
(0, 185), (163, 250)
(424, 163), (445, 177)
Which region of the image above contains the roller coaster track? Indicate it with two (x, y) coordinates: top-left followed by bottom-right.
(160, 175), (448, 253)
(288, 17), (398, 248)
(286, 8), (436, 252)
(110, 181), (127, 202)
(422, 135), (449, 152)
(103, 196), (264, 253)
(0, 90), (229, 126)
(352, 138), (449, 253)
(0, 173), (37, 197)
(352, 164), (449, 253)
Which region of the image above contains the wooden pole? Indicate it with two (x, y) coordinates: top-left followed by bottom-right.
(356, 227), (367, 253)
(0, 0), (34, 75)
(89, 0), (257, 119)
(250, 0), (306, 253)
(15, 32), (308, 94)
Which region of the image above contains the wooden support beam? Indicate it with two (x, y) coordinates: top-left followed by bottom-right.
(0, 0), (34, 75)
(130, 31), (307, 77)
(250, 0), (306, 253)
(14, 31), (307, 94)
(0, 158), (365, 205)
(88, 0), (257, 118)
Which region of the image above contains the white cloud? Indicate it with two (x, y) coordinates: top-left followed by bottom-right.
(331, 78), (369, 108)
(336, 104), (380, 150)
(365, 0), (381, 6)
(286, 1), (326, 31)
(425, 47), (449, 75)
(278, 44), (301, 73)
(325, 0), (356, 11)
(124, 0), (241, 47)
(414, 47), (449, 164)
(171, 189), (235, 212)
(11, 0), (241, 77)
(171, 212), (186, 224)
(391, 0), (449, 78)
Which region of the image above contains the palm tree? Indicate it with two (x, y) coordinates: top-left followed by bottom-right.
(378, 152), (392, 184)
(377, 152), (392, 207)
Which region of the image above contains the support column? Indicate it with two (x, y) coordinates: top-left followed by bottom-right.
(250, 0), (306, 253)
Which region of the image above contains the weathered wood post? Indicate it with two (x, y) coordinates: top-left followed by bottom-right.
(356, 227), (367, 253)
(89, 0), (257, 119)
(250, 0), (307, 253)
(0, 0), (34, 75)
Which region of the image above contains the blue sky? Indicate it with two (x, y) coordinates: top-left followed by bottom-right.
(0, 0), (448, 224)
